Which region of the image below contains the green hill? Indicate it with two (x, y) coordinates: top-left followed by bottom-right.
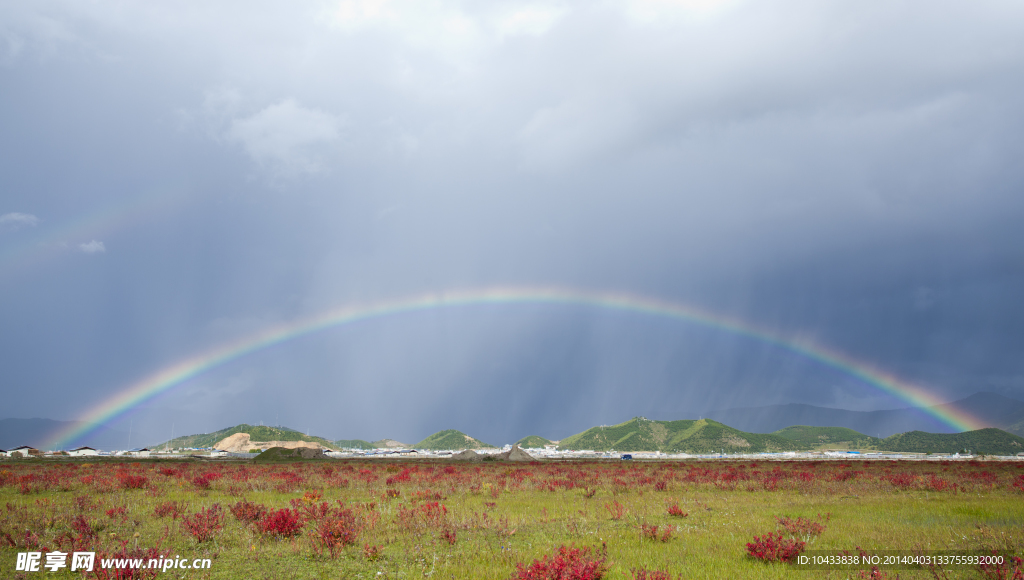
(516, 435), (553, 448)
(557, 417), (800, 454)
(414, 429), (494, 450)
(158, 424), (335, 450)
(878, 428), (1024, 455)
(334, 439), (374, 450)
(772, 426), (881, 450)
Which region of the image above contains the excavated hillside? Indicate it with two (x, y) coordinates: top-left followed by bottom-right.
(214, 432), (333, 453)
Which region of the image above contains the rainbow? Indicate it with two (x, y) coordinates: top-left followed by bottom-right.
(45, 287), (985, 449)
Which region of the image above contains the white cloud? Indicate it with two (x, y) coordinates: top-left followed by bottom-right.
(323, 0), (566, 64)
(77, 240), (105, 254)
(225, 99), (342, 175)
(0, 212), (39, 229)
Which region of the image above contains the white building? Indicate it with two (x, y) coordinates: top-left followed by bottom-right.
(69, 446), (99, 457)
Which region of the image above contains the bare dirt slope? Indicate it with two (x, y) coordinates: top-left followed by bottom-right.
(214, 432), (333, 453)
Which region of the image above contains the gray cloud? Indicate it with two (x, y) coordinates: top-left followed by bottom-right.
(0, 1), (1022, 447)
(0, 212), (39, 229)
(224, 99), (343, 176)
(76, 240), (105, 254)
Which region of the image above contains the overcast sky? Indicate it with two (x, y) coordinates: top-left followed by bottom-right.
(2, 1), (1023, 447)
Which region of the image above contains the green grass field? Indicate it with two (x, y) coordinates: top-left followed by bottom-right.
(1, 457), (1022, 579)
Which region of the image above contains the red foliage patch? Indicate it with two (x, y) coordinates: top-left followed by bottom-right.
(776, 513), (829, 538)
(192, 475), (213, 490)
(105, 506), (127, 520)
(363, 543), (384, 561)
(310, 506), (360, 558)
(153, 501), (182, 520)
(604, 501), (626, 520)
(229, 499), (266, 523)
(640, 523), (673, 542)
(746, 531), (805, 563)
(116, 473), (149, 490)
(182, 504), (223, 543)
(256, 508), (304, 538)
(512, 545), (609, 580)
(886, 472), (916, 489)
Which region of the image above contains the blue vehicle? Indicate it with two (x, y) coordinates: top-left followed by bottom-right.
(620, 454), (633, 460)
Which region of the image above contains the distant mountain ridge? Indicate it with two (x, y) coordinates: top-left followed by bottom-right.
(877, 429), (1024, 456)
(706, 392), (1024, 438)
(771, 426), (882, 449)
(516, 435), (554, 448)
(11, 392), (1022, 455)
(159, 424), (335, 450)
(557, 417), (801, 453)
(414, 430), (494, 450)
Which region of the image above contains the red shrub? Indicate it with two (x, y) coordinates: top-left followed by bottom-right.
(92, 541), (172, 580)
(257, 508), (304, 538)
(106, 506), (127, 520)
(1013, 475), (1024, 493)
(640, 524), (673, 542)
(978, 553), (1023, 579)
(440, 526), (457, 546)
(229, 499), (266, 523)
(966, 471), (999, 487)
(512, 545), (609, 580)
(291, 499), (333, 523)
(640, 523), (658, 540)
(420, 502), (448, 526)
(776, 514), (829, 538)
(886, 473), (916, 489)
(182, 504), (223, 543)
(830, 470), (862, 482)
(666, 504), (687, 518)
(364, 543), (384, 561)
(413, 489), (445, 501)
(386, 468), (412, 485)
(192, 475), (213, 490)
(746, 531), (805, 563)
(926, 475), (957, 492)
(604, 501), (626, 520)
(74, 495), (97, 512)
(153, 501), (182, 519)
(116, 473), (149, 490)
(310, 508), (360, 557)
(71, 515), (97, 541)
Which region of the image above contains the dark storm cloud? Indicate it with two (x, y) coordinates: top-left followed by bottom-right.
(1, 1), (1023, 446)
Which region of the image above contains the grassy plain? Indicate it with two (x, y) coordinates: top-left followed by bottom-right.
(1, 457), (1022, 579)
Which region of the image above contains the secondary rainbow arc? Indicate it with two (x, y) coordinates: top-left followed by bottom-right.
(45, 287), (985, 449)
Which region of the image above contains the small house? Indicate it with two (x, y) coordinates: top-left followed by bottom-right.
(69, 446), (99, 457)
